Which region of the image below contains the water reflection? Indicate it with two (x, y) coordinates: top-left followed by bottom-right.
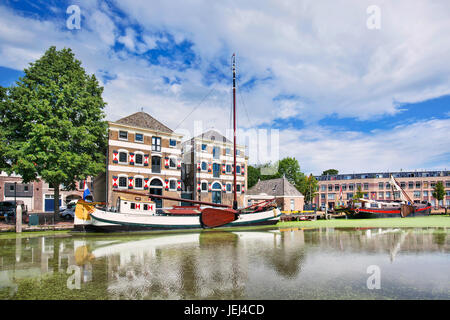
(0, 227), (448, 299)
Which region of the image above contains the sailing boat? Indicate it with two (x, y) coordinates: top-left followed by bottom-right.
(344, 175), (432, 219)
(74, 54), (282, 232)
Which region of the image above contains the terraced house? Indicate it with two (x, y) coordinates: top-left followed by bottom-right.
(95, 112), (184, 209)
(181, 130), (247, 207)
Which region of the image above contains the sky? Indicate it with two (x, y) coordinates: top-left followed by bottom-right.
(0, 0), (449, 175)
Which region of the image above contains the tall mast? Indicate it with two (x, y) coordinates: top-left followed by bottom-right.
(232, 53), (238, 210)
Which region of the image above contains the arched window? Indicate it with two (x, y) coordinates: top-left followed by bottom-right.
(212, 182), (222, 190)
(150, 179), (163, 187)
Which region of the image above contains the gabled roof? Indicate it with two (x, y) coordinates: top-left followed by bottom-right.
(194, 129), (232, 144)
(247, 177), (304, 197)
(114, 112), (173, 134)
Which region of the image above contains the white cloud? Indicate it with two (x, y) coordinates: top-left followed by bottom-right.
(0, 1), (449, 173)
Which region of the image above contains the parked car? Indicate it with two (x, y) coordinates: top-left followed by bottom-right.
(0, 201), (28, 223)
(59, 200), (77, 220)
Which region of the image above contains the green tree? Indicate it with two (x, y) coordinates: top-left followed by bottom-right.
(353, 185), (364, 200)
(297, 174), (318, 204)
(247, 165), (261, 189)
(0, 46), (108, 217)
(277, 157), (305, 186)
(322, 169), (339, 176)
(432, 181), (445, 208)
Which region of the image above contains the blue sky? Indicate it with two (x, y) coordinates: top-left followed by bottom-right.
(0, 0), (449, 175)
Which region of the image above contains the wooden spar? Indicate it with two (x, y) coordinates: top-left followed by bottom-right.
(392, 176), (414, 203)
(232, 53), (238, 210)
(112, 189), (231, 208)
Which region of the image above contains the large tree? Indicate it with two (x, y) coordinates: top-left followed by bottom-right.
(432, 181), (445, 208)
(297, 174), (318, 204)
(0, 46), (108, 217)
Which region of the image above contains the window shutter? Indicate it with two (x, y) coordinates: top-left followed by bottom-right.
(177, 159), (182, 169)
(129, 152), (135, 165)
(128, 176), (134, 189)
(112, 176), (118, 188)
(144, 154), (149, 166)
(144, 178), (149, 190)
(164, 179), (169, 191)
(164, 157), (169, 169)
(208, 163), (212, 173)
(177, 180), (182, 191)
(112, 150), (119, 164)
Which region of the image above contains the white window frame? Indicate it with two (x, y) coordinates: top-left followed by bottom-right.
(169, 156), (177, 169)
(168, 178), (177, 191)
(118, 130), (128, 141)
(135, 132), (144, 143)
(134, 175), (144, 190)
(134, 151), (145, 166)
(118, 174), (128, 189)
(152, 136), (161, 152)
(200, 180), (208, 193)
(118, 149), (128, 165)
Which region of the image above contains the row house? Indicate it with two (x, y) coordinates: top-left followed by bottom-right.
(95, 112), (183, 209)
(181, 130), (247, 207)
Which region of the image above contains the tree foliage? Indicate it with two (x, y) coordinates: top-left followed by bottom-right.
(353, 185), (364, 200)
(322, 169), (339, 176)
(432, 181), (445, 205)
(0, 46), (108, 213)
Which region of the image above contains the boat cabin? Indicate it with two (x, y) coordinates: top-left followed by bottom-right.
(115, 197), (156, 215)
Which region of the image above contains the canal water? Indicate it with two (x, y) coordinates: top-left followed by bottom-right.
(0, 227), (448, 300)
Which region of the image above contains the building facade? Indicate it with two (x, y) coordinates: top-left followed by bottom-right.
(314, 170), (450, 209)
(96, 112), (184, 209)
(245, 177), (305, 212)
(181, 130), (247, 207)
(1, 172), (89, 212)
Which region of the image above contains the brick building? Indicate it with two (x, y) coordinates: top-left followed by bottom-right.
(314, 170), (450, 209)
(245, 177), (305, 212)
(94, 112), (184, 209)
(181, 129), (247, 207)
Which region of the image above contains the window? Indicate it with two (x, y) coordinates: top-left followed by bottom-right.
(378, 192), (384, 199)
(446, 181), (450, 188)
(213, 146), (220, 159)
(169, 180), (176, 190)
(169, 139), (177, 147)
(321, 194), (326, 199)
(400, 182), (406, 188)
(135, 178), (143, 189)
(334, 184), (339, 191)
(225, 148), (230, 155)
(342, 184), (347, 191)
(135, 153), (143, 165)
(152, 137), (161, 152)
(408, 182), (414, 189)
(201, 182), (208, 192)
(119, 176), (127, 188)
(201, 162), (207, 171)
(349, 184), (354, 191)
(320, 185), (326, 191)
(152, 156), (161, 173)
(119, 131), (128, 140)
(423, 191), (428, 197)
(226, 164), (232, 173)
(423, 182), (428, 188)
(347, 193), (353, 199)
(201, 144), (207, 151)
(363, 183), (369, 190)
(135, 133), (144, 142)
(328, 185), (332, 191)
(414, 191), (421, 198)
(24, 185), (29, 191)
(385, 182), (390, 189)
(119, 151), (127, 163)
(213, 163), (220, 178)
(236, 184), (241, 193)
(327, 193), (335, 200)
(236, 149), (240, 156)
(169, 158), (176, 168)
(236, 165), (241, 174)
(131, 203), (135, 209)
(290, 199), (295, 211)
(379, 182), (384, 189)
(226, 184), (232, 192)
(415, 182), (421, 189)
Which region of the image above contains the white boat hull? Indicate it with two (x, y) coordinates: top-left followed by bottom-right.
(74, 207), (282, 232)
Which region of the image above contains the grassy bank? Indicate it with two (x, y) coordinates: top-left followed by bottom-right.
(278, 215), (450, 229)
